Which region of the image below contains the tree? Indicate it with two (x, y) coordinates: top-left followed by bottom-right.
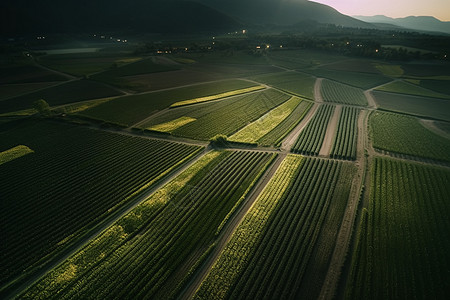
(33, 99), (51, 116)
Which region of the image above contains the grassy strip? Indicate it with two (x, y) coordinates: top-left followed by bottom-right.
(0, 145), (34, 166)
(195, 155), (303, 299)
(147, 116), (197, 132)
(170, 86), (264, 108)
(229, 97), (302, 143)
(22, 151), (221, 298)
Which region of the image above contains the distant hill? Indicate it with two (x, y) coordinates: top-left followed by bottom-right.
(0, 0), (240, 36)
(354, 15), (450, 34)
(195, 0), (374, 28)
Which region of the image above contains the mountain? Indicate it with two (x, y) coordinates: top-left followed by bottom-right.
(354, 15), (450, 34)
(0, 0), (240, 36)
(195, 0), (374, 28)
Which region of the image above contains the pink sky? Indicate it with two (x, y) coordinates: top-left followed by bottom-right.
(311, 0), (450, 21)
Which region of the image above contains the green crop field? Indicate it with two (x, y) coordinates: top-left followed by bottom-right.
(258, 100), (313, 147)
(373, 90), (450, 121)
(23, 150), (275, 299)
(141, 89), (290, 140)
(80, 79), (257, 126)
(305, 68), (391, 89)
(375, 80), (450, 99)
(331, 107), (360, 160)
(229, 96), (302, 143)
(196, 156), (355, 300)
(346, 158), (450, 299)
(0, 120), (202, 286)
(417, 79), (450, 95)
(321, 80), (368, 106)
(0, 80), (124, 113)
(0, 82), (59, 101)
(370, 111), (450, 162)
(292, 104), (335, 155)
(250, 72), (316, 99)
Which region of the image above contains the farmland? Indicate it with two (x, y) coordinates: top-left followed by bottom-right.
(2, 31), (450, 300)
(320, 80), (368, 106)
(0, 120), (202, 287)
(331, 107), (360, 160)
(345, 158), (450, 299)
(23, 150), (276, 299)
(80, 79), (258, 126)
(0, 80), (124, 114)
(250, 72), (316, 99)
(195, 157), (355, 299)
(291, 104), (335, 155)
(370, 111), (450, 162)
(372, 90), (450, 121)
(229, 96), (303, 143)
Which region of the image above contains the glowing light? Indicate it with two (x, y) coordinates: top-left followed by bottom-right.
(376, 49), (379, 52)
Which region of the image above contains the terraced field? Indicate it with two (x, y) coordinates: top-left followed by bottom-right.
(346, 158), (450, 299)
(0, 120), (202, 286)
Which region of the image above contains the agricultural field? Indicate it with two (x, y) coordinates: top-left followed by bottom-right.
(229, 96), (303, 143)
(416, 79), (450, 95)
(369, 111), (450, 162)
(305, 68), (391, 89)
(372, 90), (450, 121)
(345, 158), (450, 299)
(81, 79), (257, 126)
(23, 150), (276, 299)
(250, 71), (316, 99)
(38, 52), (143, 76)
(0, 82), (59, 101)
(268, 49), (346, 69)
(0, 64), (68, 84)
(291, 104), (335, 155)
(375, 80), (450, 99)
(257, 100), (312, 147)
(320, 80), (368, 106)
(195, 156), (355, 300)
(0, 80), (124, 114)
(0, 120), (202, 287)
(331, 107), (360, 160)
(142, 89), (291, 140)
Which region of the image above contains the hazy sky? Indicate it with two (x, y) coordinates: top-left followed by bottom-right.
(311, 0), (450, 21)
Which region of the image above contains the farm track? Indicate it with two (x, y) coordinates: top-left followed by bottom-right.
(180, 153), (287, 300)
(319, 105), (342, 157)
(318, 107), (368, 300)
(314, 78), (324, 103)
(3, 147), (210, 300)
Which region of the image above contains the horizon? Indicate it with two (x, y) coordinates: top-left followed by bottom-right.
(311, 0), (450, 21)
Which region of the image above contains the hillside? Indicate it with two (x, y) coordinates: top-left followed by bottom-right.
(196, 0), (374, 28)
(354, 15), (450, 34)
(0, 0), (240, 36)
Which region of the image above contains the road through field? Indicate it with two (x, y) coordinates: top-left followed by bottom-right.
(3, 147), (210, 300)
(319, 105), (342, 157)
(180, 153), (286, 300)
(314, 78), (324, 103)
(318, 108), (368, 300)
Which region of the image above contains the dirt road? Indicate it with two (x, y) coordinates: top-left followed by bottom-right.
(319, 105), (342, 157)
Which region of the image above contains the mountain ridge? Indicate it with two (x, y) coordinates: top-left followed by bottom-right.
(354, 15), (450, 34)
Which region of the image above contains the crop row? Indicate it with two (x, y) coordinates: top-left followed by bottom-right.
(345, 158), (450, 299)
(144, 89), (290, 140)
(331, 106), (360, 160)
(291, 104), (335, 155)
(23, 150), (276, 299)
(257, 100), (313, 147)
(321, 79), (368, 106)
(370, 111), (450, 162)
(0, 120), (202, 287)
(196, 157), (355, 299)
